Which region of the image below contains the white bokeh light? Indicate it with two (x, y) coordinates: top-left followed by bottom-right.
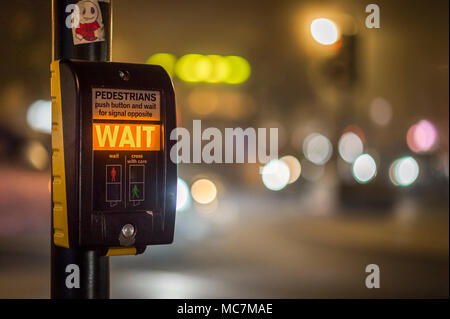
(352, 154), (377, 183)
(303, 133), (333, 165)
(310, 18), (339, 45)
(27, 100), (52, 134)
(176, 178), (191, 211)
(261, 159), (290, 191)
(390, 157), (419, 187)
(338, 132), (364, 163)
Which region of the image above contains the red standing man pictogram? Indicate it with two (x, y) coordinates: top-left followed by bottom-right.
(111, 167), (116, 182)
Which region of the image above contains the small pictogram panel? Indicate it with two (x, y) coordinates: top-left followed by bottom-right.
(106, 164), (122, 206)
(129, 164), (145, 205)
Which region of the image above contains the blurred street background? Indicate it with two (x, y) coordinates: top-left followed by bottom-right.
(0, 0), (448, 298)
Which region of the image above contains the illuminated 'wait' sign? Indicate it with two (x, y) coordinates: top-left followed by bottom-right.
(93, 123), (161, 151)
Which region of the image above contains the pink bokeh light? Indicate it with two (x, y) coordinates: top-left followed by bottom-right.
(407, 120), (438, 153)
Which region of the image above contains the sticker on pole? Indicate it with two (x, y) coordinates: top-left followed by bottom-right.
(71, 0), (105, 45)
(93, 88), (161, 121)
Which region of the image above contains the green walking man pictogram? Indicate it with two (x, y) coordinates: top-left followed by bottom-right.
(131, 184), (140, 200)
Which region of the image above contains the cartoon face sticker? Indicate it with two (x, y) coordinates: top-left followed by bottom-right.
(78, 0), (100, 24)
(72, 0), (105, 44)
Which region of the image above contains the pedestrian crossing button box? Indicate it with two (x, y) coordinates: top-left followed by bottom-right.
(51, 59), (177, 256)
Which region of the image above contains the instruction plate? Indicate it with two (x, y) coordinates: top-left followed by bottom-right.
(92, 88), (160, 121)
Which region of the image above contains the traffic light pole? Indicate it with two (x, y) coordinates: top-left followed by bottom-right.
(51, 0), (112, 299)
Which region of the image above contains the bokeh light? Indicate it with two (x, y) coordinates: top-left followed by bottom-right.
(352, 154), (377, 184)
(191, 178), (218, 204)
(369, 97), (393, 126)
(175, 54), (212, 83)
(188, 89), (256, 119)
(310, 18), (339, 45)
(24, 140), (49, 170)
(26, 100), (52, 134)
(173, 54), (251, 84)
(407, 120), (438, 153)
(217, 91), (256, 119)
(223, 56), (251, 84)
(194, 56), (214, 82)
(205, 55), (231, 83)
(281, 155), (301, 184)
(261, 159), (290, 191)
(389, 156), (420, 187)
(338, 132), (364, 163)
(303, 133), (333, 165)
(176, 178), (191, 211)
(188, 88), (219, 115)
(342, 124), (366, 144)
(146, 53), (177, 77)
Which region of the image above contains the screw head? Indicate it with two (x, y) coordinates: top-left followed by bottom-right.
(119, 70), (130, 81)
(121, 224), (135, 238)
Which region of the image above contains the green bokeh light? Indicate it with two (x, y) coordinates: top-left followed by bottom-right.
(224, 56), (251, 84)
(205, 55), (231, 83)
(175, 54), (208, 83)
(194, 55), (213, 82)
(149, 53), (251, 84)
